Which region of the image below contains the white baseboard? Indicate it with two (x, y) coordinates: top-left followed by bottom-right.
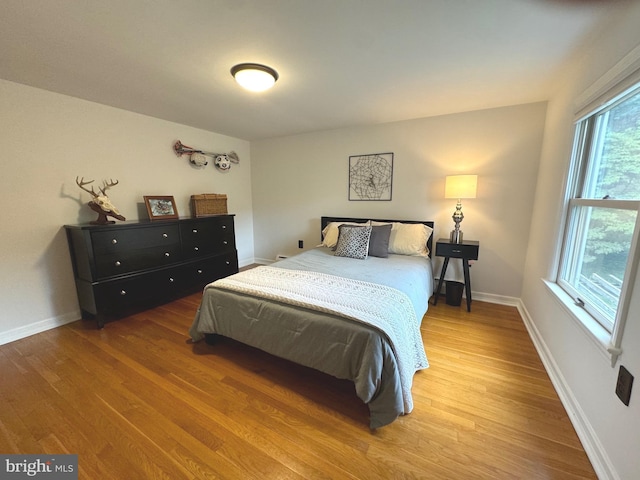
(471, 291), (520, 306)
(238, 256), (258, 268)
(253, 257), (275, 265)
(0, 310), (80, 346)
(516, 300), (618, 480)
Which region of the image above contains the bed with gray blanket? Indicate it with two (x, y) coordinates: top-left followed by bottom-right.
(189, 216), (434, 428)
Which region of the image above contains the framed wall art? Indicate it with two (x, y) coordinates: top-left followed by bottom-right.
(348, 152), (393, 201)
(144, 195), (179, 221)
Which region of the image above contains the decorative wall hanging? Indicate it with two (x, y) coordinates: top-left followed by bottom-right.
(173, 140), (239, 171)
(214, 155), (231, 171)
(76, 176), (126, 224)
(144, 196), (179, 221)
(348, 152), (393, 201)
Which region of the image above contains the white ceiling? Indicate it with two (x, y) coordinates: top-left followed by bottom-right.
(0, 0), (622, 140)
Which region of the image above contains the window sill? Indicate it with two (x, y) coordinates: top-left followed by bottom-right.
(542, 279), (614, 364)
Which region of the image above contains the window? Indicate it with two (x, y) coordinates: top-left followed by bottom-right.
(558, 82), (640, 337)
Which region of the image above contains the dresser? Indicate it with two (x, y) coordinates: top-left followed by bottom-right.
(65, 215), (238, 328)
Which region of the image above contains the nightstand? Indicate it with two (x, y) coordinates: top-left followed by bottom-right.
(432, 238), (480, 312)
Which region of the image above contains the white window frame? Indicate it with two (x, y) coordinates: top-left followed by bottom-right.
(554, 50), (640, 367)
(559, 114), (640, 327)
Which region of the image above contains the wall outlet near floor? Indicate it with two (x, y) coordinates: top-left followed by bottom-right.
(298, 240), (303, 248)
(616, 365), (634, 406)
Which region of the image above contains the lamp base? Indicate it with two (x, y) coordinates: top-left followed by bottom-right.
(450, 229), (463, 244)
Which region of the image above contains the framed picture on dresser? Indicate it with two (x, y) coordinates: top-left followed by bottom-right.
(144, 195), (179, 221)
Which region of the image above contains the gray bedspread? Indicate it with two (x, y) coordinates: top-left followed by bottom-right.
(189, 247), (433, 428)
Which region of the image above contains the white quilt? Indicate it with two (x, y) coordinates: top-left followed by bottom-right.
(212, 265), (429, 412)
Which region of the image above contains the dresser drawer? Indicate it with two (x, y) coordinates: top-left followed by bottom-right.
(94, 267), (184, 312)
(435, 241), (479, 260)
(182, 251), (239, 289)
(92, 224), (180, 254)
(94, 243), (183, 279)
(181, 218), (236, 258)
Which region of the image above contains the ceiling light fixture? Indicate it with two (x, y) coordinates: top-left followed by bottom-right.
(231, 63), (279, 92)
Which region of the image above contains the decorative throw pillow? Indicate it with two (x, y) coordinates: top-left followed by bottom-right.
(371, 221), (433, 256)
(390, 222), (433, 256)
(320, 221), (367, 248)
(334, 224), (372, 259)
(368, 224), (392, 258)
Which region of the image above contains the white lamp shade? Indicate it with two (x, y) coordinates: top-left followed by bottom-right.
(445, 175), (478, 199)
(231, 63), (278, 92)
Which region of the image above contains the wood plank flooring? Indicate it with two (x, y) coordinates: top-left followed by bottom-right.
(0, 294), (597, 479)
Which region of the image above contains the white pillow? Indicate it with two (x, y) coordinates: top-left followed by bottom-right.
(320, 221), (369, 248)
(371, 221), (433, 256)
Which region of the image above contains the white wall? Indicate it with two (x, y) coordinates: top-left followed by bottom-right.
(251, 102), (547, 301)
(521, 3), (640, 479)
(0, 79), (253, 343)
(0, 81), (547, 341)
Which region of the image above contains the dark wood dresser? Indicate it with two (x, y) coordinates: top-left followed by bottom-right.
(64, 215), (238, 328)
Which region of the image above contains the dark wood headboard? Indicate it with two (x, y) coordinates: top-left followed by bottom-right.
(321, 216), (435, 257)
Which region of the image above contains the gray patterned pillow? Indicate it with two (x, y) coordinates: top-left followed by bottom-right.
(334, 224), (372, 259)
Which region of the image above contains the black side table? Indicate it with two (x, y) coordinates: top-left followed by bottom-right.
(433, 239), (480, 312)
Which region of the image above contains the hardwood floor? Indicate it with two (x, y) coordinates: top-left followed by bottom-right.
(0, 295), (597, 479)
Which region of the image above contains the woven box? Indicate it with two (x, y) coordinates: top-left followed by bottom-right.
(191, 194), (228, 217)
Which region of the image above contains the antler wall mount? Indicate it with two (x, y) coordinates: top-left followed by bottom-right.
(76, 176), (126, 225)
(173, 140), (240, 171)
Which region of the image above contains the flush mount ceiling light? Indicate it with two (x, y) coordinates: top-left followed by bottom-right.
(231, 63), (279, 92)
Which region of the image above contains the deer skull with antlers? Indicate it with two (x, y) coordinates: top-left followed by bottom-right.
(76, 176), (126, 224)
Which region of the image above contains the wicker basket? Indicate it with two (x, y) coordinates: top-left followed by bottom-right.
(191, 194), (228, 217)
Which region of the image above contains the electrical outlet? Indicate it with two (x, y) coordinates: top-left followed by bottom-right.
(616, 365), (634, 406)
(298, 240), (303, 248)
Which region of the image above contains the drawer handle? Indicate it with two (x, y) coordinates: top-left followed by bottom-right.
(114, 261), (121, 267)
(163, 233), (168, 238)
(452, 249), (462, 253)
(226, 261), (230, 265)
(222, 225), (227, 229)
(194, 246), (199, 251)
(165, 252), (170, 257)
(223, 240), (228, 245)
(111, 238), (118, 245)
(169, 277), (174, 283)
(120, 290), (127, 296)
(197, 269), (203, 274)
(192, 229), (198, 233)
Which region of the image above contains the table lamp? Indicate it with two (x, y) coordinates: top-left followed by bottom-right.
(445, 174), (477, 243)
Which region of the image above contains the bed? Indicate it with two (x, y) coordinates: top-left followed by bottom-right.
(189, 216), (434, 428)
